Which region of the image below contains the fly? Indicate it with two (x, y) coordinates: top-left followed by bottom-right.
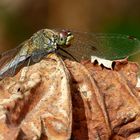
(0, 28), (140, 79)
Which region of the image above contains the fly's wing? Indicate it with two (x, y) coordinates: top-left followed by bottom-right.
(63, 31), (140, 61)
(0, 45), (22, 70)
(0, 41), (30, 79)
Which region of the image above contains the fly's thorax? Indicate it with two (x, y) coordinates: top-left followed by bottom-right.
(30, 29), (58, 52)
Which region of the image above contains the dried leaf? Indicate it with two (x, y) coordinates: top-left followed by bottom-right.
(0, 54), (140, 140)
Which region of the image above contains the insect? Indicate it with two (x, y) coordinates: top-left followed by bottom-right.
(0, 28), (140, 79)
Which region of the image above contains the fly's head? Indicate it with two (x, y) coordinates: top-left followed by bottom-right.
(57, 30), (74, 47)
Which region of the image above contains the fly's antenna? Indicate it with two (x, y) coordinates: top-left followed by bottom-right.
(58, 47), (78, 61)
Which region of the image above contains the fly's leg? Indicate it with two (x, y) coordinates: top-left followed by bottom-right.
(19, 57), (31, 82)
(56, 51), (68, 60)
(57, 47), (78, 61)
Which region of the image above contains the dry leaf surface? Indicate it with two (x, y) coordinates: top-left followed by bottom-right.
(0, 54), (72, 140)
(0, 54), (140, 140)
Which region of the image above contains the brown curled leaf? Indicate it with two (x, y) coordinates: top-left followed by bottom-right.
(0, 54), (140, 140)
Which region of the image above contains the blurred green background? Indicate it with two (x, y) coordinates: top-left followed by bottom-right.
(0, 0), (140, 62)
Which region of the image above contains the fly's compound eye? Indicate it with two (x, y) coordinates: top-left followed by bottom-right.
(59, 34), (66, 45)
(58, 30), (74, 46)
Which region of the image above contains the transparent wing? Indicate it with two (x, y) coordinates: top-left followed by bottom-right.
(0, 42), (26, 70)
(63, 31), (140, 61)
(0, 41), (30, 79)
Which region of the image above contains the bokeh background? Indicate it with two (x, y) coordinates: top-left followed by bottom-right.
(0, 0), (140, 62)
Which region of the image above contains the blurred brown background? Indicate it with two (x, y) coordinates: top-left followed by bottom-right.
(0, 0), (140, 53)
